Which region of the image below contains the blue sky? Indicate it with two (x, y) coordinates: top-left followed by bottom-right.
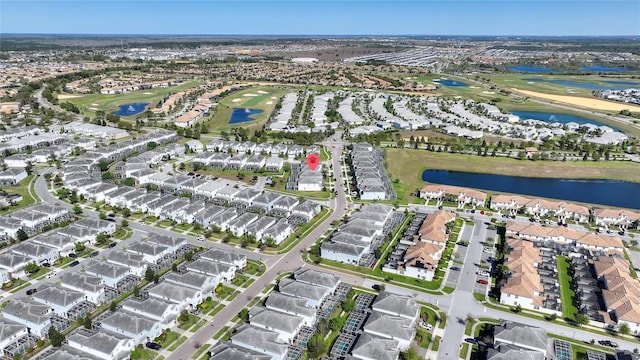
(1, 1), (639, 36)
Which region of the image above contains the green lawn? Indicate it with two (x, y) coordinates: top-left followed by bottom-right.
(0, 175), (39, 215)
(64, 81), (201, 117)
(168, 336), (188, 351)
(130, 346), (158, 360)
(204, 86), (290, 133)
(158, 330), (179, 348)
(177, 314), (199, 330)
(27, 267), (50, 279)
(557, 256), (578, 321)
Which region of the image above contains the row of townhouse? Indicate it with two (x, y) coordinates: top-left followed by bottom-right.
(383, 210), (456, 281)
(228, 268), (342, 360)
(0, 126), (42, 143)
(0, 203), (73, 240)
(205, 139), (315, 158)
(594, 256), (640, 334)
(321, 204), (395, 266)
(420, 184), (487, 210)
(64, 122), (130, 140)
(0, 132), (67, 156)
(0, 218), (116, 284)
(349, 143), (396, 200)
(491, 194), (591, 223)
(70, 178), (320, 245)
(505, 221), (625, 254)
(0, 243), (247, 359)
(192, 152), (284, 172)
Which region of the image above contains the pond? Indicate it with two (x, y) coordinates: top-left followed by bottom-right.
(579, 66), (633, 73)
(421, 170), (640, 210)
(112, 102), (149, 116)
(229, 108), (264, 124)
(508, 66), (561, 73)
(434, 79), (468, 87)
(511, 111), (620, 131)
(522, 78), (636, 91)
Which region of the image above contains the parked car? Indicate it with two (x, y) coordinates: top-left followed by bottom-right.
(465, 338), (478, 344)
(477, 279), (489, 285)
(451, 267), (460, 271)
(598, 340), (619, 348)
(26, 288), (37, 296)
(108, 242), (117, 248)
(90, 251), (99, 257)
(372, 284), (382, 291)
(146, 342), (161, 350)
(69, 260), (80, 267)
(68, 253), (77, 258)
(42, 262), (51, 267)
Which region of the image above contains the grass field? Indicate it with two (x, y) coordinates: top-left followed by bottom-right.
(0, 175), (39, 215)
(557, 256), (578, 321)
(62, 81), (201, 116)
(204, 86), (291, 133)
(486, 73), (640, 97)
(385, 148), (640, 203)
(512, 88), (640, 113)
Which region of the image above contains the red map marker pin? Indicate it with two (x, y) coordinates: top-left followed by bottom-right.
(306, 153), (319, 171)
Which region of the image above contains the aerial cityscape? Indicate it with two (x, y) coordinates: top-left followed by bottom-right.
(0, 1), (640, 360)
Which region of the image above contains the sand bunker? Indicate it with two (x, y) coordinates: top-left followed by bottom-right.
(482, 91), (495, 94)
(91, 103), (99, 106)
(57, 94), (82, 99)
(266, 101), (273, 105)
(469, 86), (479, 89)
(243, 94), (258, 97)
(88, 107), (99, 111)
(232, 99), (242, 103)
(257, 90), (269, 94)
(270, 97), (277, 100)
(512, 88), (640, 112)
(144, 92), (154, 95)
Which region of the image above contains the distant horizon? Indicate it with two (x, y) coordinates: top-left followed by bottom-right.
(2, 33), (639, 38)
(1, 1), (639, 37)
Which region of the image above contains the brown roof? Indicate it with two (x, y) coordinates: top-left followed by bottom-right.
(418, 211), (455, 243)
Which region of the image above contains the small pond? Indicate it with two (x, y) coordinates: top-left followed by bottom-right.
(112, 103), (149, 116)
(229, 108), (264, 124)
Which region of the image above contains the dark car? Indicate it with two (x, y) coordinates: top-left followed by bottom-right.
(90, 251), (99, 257)
(108, 213), (115, 217)
(477, 279), (489, 285)
(69, 260), (80, 267)
(465, 338), (478, 344)
(26, 288), (38, 296)
(68, 253), (77, 258)
(451, 267), (460, 271)
(146, 342), (161, 350)
(42, 262), (51, 267)
(372, 284), (382, 291)
(598, 340), (618, 348)
(108, 242), (117, 248)
(105, 218), (116, 222)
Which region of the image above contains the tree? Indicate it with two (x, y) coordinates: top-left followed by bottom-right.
(74, 242), (86, 253)
(185, 250), (194, 261)
(133, 285), (140, 297)
(83, 315), (92, 329)
(341, 299), (355, 312)
(400, 347), (421, 360)
(73, 204), (82, 215)
(178, 310), (190, 323)
(99, 212), (107, 220)
(172, 263), (178, 272)
(575, 313), (589, 326)
(465, 313), (475, 324)
(96, 233), (108, 244)
(496, 264), (510, 277)
(620, 322), (631, 335)
(123, 177), (136, 186)
(121, 219), (129, 228)
(110, 301), (117, 312)
(48, 327), (65, 347)
(329, 317), (345, 331)
(307, 334), (326, 359)
(145, 267), (155, 282)
(16, 229), (28, 241)
(122, 208), (131, 218)
(24, 262), (40, 274)
(239, 308), (249, 323)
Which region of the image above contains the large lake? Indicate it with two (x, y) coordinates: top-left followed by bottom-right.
(422, 170), (640, 210)
(511, 111), (620, 130)
(579, 66), (633, 73)
(229, 108), (264, 124)
(112, 102), (149, 116)
(522, 78), (637, 91)
(508, 66), (561, 73)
